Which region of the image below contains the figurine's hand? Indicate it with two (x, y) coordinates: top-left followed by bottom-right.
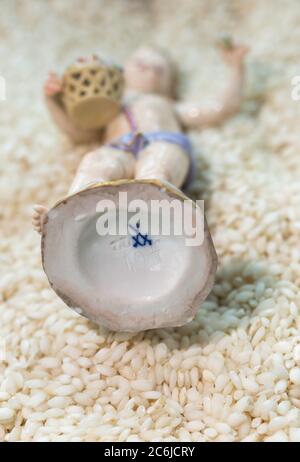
(218, 37), (249, 67)
(44, 72), (63, 97)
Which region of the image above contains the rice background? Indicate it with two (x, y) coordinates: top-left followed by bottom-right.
(1, 0), (300, 442)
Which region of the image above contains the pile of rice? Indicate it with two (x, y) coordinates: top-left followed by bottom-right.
(1, 0), (300, 442)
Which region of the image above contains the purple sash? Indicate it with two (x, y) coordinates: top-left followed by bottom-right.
(109, 131), (196, 189)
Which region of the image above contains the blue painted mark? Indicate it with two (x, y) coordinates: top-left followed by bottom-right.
(129, 221), (152, 248)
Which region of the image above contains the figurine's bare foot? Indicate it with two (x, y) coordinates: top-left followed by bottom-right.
(32, 205), (48, 234)
(44, 72), (63, 97)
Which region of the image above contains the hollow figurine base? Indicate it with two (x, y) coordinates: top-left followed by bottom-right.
(41, 179), (217, 332)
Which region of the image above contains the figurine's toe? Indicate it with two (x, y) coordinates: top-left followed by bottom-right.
(32, 205), (48, 234)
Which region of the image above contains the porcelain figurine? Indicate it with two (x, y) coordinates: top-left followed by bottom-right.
(33, 40), (248, 331)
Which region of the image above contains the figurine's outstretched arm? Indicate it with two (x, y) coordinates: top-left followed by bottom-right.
(175, 42), (248, 128)
(45, 72), (101, 144)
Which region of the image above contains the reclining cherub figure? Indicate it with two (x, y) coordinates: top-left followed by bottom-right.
(33, 40), (248, 331)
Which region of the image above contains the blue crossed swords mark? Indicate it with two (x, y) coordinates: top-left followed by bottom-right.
(129, 222), (152, 248)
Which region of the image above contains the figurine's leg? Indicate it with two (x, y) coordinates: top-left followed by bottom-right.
(135, 141), (189, 189)
(69, 146), (135, 194)
(32, 146), (135, 234)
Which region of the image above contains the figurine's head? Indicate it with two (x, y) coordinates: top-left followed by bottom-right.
(124, 46), (175, 97)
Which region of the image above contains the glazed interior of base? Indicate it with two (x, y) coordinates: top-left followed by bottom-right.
(43, 181), (211, 329)
(78, 212), (202, 304)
